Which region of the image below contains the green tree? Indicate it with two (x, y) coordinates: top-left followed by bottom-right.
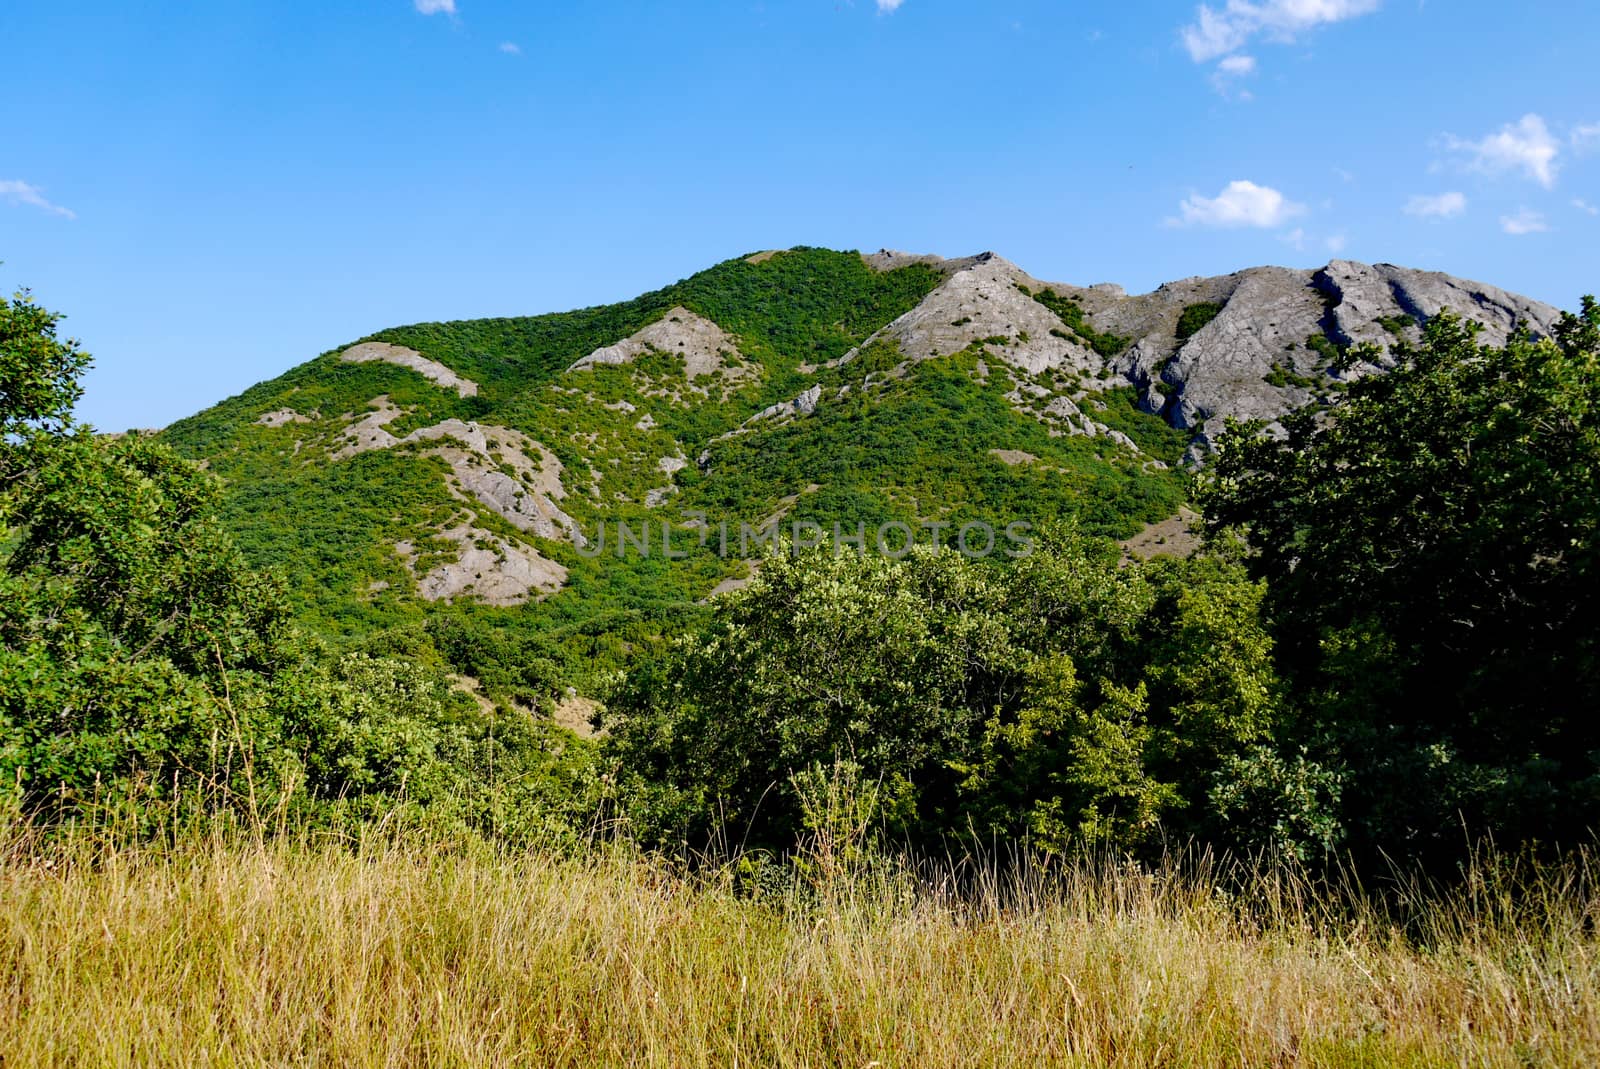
(1201, 303), (1600, 859)
(1, 288), (300, 819)
(0, 288), (89, 440)
(603, 533), (1291, 856)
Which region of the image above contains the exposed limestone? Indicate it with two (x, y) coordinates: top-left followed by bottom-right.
(990, 449), (1039, 466)
(340, 342), (478, 398)
(396, 525), (566, 606)
(329, 397), (578, 599)
(255, 408), (314, 427)
(332, 396), (405, 459)
(1152, 268), (1328, 439)
(1072, 260), (1561, 461)
(860, 249), (993, 275)
(747, 384), (822, 427)
(848, 254), (1101, 377)
(569, 307), (752, 398)
(644, 454), (689, 508)
(1315, 260), (1559, 351)
(862, 252), (1556, 465)
(335, 405), (577, 542)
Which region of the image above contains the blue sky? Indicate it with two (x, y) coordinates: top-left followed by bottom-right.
(3, 0), (1597, 431)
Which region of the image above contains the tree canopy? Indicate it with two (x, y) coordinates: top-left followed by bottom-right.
(1201, 302), (1600, 859)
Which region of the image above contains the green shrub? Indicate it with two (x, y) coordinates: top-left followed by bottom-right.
(1176, 302), (1223, 341)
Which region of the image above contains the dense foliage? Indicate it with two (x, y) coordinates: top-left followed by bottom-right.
(1202, 304), (1600, 863)
(12, 266), (1598, 879)
(1176, 302), (1223, 341)
(157, 249), (1188, 701)
(601, 535), (1325, 858)
(0, 290), (596, 840)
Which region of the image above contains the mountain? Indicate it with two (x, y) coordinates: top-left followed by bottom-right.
(160, 247), (1559, 698)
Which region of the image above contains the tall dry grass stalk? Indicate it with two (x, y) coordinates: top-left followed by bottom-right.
(1, 823), (1596, 1067)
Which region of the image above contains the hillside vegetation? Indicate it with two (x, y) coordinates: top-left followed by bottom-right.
(4, 265), (1600, 1064)
(160, 249), (1189, 697)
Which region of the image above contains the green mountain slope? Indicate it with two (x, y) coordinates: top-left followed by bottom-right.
(160, 248), (1195, 700)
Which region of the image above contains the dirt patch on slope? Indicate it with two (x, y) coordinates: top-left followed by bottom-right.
(552, 695), (600, 738)
(1120, 507), (1203, 563)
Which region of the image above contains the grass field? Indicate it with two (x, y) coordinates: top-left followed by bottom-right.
(2, 828), (1596, 1067)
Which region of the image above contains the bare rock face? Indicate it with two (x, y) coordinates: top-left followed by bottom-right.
(332, 395), (405, 459)
(339, 406), (579, 542)
(850, 254), (1100, 377)
(856, 252), (1558, 464)
(396, 525), (566, 606)
(402, 419), (577, 542)
(746, 384), (823, 427)
(1315, 260), (1559, 350)
(860, 249), (993, 275)
(1157, 268), (1327, 433)
(340, 342), (479, 398)
(569, 307), (752, 398)
(330, 398), (577, 600)
(975, 258), (1565, 462)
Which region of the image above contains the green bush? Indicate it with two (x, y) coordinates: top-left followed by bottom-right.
(602, 533), (1296, 857)
(1176, 302), (1223, 341)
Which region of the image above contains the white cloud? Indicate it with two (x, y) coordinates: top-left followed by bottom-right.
(1282, 227), (1307, 250)
(1500, 208), (1549, 235)
(1573, 124), (1600, 153)
(1181, 0), (1382, 62)
(1325, 233), (1348, 254)
(498, 41), (520, 54)
(1404, 191), (1467, 219)
(1209, 53), (1257, 96)
(1442, 114), (1561, 188)
(414, 0), (455, 14)
(0, 179), (75, 219)
(1573, 198), (1598, 216)
(877, 0), (905, 11)
(1175, 179), (1306, 228)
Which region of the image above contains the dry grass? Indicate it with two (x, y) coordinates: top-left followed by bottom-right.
(1, 828), (1597, 1067)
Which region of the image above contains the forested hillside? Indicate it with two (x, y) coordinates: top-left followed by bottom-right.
(159, 248), (1193, 700)
(157, 247), (1556, 716)
(5, 254), (1591, 870)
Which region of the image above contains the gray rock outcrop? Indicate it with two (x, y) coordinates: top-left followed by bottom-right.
(340, 342), (479, 398)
